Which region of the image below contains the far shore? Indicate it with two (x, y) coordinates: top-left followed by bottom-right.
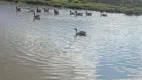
(1, 0), (142, 16)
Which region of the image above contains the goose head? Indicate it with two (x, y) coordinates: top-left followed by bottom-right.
(74, 28), (77, 31)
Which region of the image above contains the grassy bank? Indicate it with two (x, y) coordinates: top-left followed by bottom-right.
(4, 0), (142, 16)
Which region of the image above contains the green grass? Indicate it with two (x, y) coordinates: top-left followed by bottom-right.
(4, 0), (142, 15)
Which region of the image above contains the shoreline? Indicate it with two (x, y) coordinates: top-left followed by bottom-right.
(1, 0), (142, 16)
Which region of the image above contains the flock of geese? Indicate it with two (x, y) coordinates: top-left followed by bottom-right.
(16, 6), (107, 36)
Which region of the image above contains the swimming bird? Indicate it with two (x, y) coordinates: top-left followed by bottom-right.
(75, 11), (83, 16)
(54, 9), (59, 15)
(86, 11), (92, 16)
(74, 28), (86, 36)
(16, 6), (21, 12)
(36, 8), (41, 13)
(43, 8), (49, 12)
(33, 12), (40, 20)
(100, 12), (107, 17)
(70, 10), (76, 15)
(101, 13), (107, 17)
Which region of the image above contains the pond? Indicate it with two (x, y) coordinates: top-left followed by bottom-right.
(0, 3), (142, 80)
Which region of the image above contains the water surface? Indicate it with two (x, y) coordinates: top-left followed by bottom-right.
(0, 4), (142, 80)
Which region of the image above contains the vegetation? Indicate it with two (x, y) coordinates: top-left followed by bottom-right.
(3, 0), (142, 15)
(89, 0), (142, 7)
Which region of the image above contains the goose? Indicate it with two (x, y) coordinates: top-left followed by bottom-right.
(54, 9), (59, 15)
(86, 11), (92, 16)
(75, 11), (83, 16)
(36, 8), (41, 13)
(43, 8), (49, 12)
(74, 28), (86, 36)
(70, 10), (76, 15)
(100, 12), (107, 17)
(101, 13), (107, 17)
(33, 12), (40, 20)
(16, 6), (21, 12)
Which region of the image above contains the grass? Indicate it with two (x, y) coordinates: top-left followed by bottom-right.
(4, 0), (142, 15)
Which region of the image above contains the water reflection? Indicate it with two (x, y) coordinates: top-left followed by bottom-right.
(0, 3), (142, 80)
